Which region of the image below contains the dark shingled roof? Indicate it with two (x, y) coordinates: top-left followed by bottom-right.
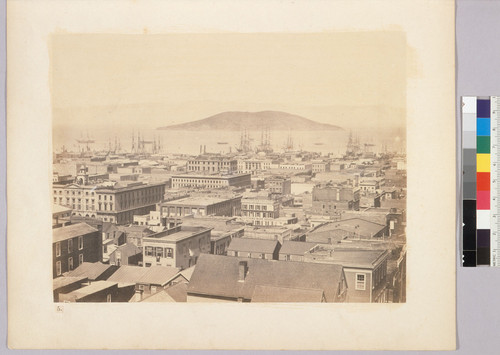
(66, 262), (118, 281)
(227, 238), (280, 254)
(251, 285), (324, 302)
(187, 254), (344, 302)
(53, 223), (98, 243)
(279, 241), (318, 255)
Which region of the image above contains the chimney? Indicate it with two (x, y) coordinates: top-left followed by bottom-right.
(200, 145), (202, 154)
(238, 261), (248, 282)
(204, 145), (207, 154)
(135, 288), (143, 302)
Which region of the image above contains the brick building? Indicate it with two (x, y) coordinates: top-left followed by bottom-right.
(52, 223), (102, 278)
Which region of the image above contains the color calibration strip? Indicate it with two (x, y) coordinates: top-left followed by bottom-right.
(490, 97), (500, 266)
(462, 96), (499, 266)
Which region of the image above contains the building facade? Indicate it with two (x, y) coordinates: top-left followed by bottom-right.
(187, 156), (238, 174)
(171, 173), (251, 189)
(52, 179), (166, 224)
(142, 226), (212, 269)
(159, 196), (242, 217)
(267, 176), (292, 195)
(53, 223), (102, 278)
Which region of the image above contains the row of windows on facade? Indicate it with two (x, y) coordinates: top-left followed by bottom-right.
(232, 251), (267, 259)
(145, 236), (209, 257)
(242, 211), (276, 218)
(54, 196), (158, 211)
(241, 204), (271, 211)
(54, 187), (163, 199)
(173, 178), (227, 184)
(55, 254), (84, 276)
(55, 236), (84, 257)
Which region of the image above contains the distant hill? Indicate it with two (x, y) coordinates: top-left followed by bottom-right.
(156, 111), (343, 131)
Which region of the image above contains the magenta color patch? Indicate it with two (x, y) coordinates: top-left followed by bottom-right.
(477, 190), (490, 210)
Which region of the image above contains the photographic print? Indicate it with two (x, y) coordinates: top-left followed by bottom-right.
(51, 32), (407, 304)
(7, 0), (456, 350)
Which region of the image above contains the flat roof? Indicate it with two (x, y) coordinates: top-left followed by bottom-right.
(144, 226), (211, 243)
(172, 173), (250, 179)
(53, 223), (98, 243)
(161, 196), (238, 207)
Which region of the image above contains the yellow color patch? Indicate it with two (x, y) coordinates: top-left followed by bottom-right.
(477, 154), (491, 172)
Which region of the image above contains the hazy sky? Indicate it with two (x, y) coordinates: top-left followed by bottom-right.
(51, 32), (406, 129)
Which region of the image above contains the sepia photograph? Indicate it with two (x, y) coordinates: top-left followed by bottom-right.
(7, 0), (456, 350)
(51, 32), (407, 303)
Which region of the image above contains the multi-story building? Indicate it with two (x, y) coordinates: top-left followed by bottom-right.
(279, 163), (312, 171)
(52, 173), (166, 224)
(142, 226), (212, 269)
(241, 197), (280, 225)
(187, 156), (238, 174)
(267, 176), (291, 195)
(312, 162), (330, 173)
(159, 196), (241, 218)
(303, 248), (390, 303)
(311, 184), (360, 216)
(180, 216), (245, 256)
(53, 223), (102, 278)
(238, 159), (272, 175)
(171, 173), (251, 189)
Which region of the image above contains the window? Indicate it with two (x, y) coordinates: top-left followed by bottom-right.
(355, 273), (366, 290)
(155, 247), (164, 258)
(78, 236), (83, 250)
(107, 294), (112, 302)
(68, 257), (74, 271)
(79, 254), (83, 265)
(55, 242), (61, 257)
(166, 248), (173, 258)
(56, 261), (62, 276)
(145, 246), (154, 256)
(68, 239), (73, 253)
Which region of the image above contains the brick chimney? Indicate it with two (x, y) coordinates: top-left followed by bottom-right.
(238, 261), (248, 282)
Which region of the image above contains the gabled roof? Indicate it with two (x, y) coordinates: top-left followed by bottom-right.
(140, 290), (176, 303)
(137, 266), (180, 286)
(53, 223), (98, 243)
(179, 266), (196, 282)
(66, 262), (118, 281)
(165, 282), (188, 302)
(251, 285), (324, 302)
(109, 243), (142, 257)
(227, 238), (280, 254)
(117, 225), (154, 235)
(187, 254), (344, 302)
(309, 218), (386, 238)
(64, 281), (117, 298)
(309, 249), (389, 269)
(53, 276), (88, 291)
(102, 222), (119, 234)
(279, 241), (318, 255)
(107, 265), (149, 284)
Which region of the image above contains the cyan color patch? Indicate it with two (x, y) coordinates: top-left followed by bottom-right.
(477, 118), (491, 136)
